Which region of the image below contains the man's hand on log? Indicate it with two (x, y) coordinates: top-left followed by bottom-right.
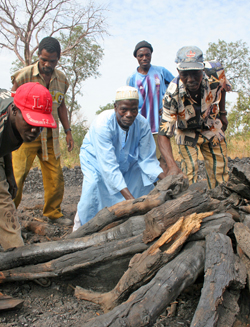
(166, 165), (186, 178)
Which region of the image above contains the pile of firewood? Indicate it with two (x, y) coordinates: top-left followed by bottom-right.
(1, 164), (250, 326)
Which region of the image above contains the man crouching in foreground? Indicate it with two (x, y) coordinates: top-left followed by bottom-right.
(0, 82), (56, 250)
(73, 86), (165, 231)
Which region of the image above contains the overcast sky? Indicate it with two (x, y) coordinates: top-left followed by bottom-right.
(2, 0), (250, 125)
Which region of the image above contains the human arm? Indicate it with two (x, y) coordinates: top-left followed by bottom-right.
(120, 187), (135, 200)
(158, 135), (183, 176)
(3, 153), (17, 199)
(219, 89), (228, 131)
(57, 98), (74, 152)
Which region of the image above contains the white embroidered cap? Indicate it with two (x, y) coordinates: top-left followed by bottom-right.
(115, 86), (139, 101)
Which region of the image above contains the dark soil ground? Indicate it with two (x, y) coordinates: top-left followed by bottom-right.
(0, 157), (250, 327)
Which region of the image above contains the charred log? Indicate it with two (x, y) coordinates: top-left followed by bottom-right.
(143, 189), (221, 243)
(68, 174), (189, 239)
(82, 240), (205, 327)
(188, 212), (234, 241)
(0, 233), (148, 283)
(190, 232), (246, 327)
(75, 212), (213, 312)
(0, 215), (146, 271)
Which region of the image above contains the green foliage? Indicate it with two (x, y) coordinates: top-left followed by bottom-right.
(1, 0), (107, 66)
(59, 119), (89, 167)
(226, 91), (250, 138)
(96, 102), (114, 115)
(11, 54), (39, 74)
(206, 39), (250, 138)
(205, 39), (250, 93)
(58, 27), (104, 125)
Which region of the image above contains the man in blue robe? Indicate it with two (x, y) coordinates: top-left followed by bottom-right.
(73, 86), (165, 230)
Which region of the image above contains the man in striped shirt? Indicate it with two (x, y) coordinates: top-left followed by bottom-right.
(127, 41), (174, 174)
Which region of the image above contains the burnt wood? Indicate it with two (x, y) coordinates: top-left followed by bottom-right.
(143, 190), (221, 243)
(190, 232), (246, 327)
(68, 174), (189, 240)
(75, 212), (213, 312)
(0, 215), (146, 271)
(82, 241), (206, 327)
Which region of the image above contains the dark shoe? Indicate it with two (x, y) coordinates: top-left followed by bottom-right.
(49, 217), (73, 226)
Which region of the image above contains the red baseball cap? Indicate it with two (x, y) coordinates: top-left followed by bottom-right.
(12, 82), (57, 128)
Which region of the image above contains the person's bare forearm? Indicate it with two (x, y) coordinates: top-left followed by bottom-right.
(57, 99), (70, 131)
(158, 135), (178, 168)
(58, 99), (74, 151)
(219, 90), (228, 131)
(158, 135), (183, 176)
(120, 187), (134, 200)
(219, 90), (226, 112)
(158, 172), (165, 180)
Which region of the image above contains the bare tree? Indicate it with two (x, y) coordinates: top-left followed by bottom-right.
(58, 26), (104, 125)
(0, 0), (107, 66)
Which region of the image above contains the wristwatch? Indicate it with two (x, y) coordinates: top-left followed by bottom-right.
(64, 127), (72, 134)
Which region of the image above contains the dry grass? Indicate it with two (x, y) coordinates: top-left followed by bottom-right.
(226, 137), (250, 159)
(32, 135), (250, 170)
(171, 136), (250, 161)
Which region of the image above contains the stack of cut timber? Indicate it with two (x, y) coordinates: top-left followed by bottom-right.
(0, 168), (250, 326)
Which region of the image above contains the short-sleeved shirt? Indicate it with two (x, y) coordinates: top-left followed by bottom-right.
(11, 62), (69, 160)
(127, 65), (174, 134)
(159, 61), (231, 147)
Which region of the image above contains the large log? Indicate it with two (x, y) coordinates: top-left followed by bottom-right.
(81, 241), (205, 327)
(0, 195), (226, 284)
(188, 212), (234, 241)
(0, 233), (148, 283)
(234, 222), (250, 259)
(67, 192), (167, 240)
(143, 189), (221, 243)
(225, 164), (250, 200)
(190, 232), (246, 327)
(234, 222), (250, 290)
(0, 215), (146, 271)
(68, 174), (189, 239)
(75, 212), (213, 312)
